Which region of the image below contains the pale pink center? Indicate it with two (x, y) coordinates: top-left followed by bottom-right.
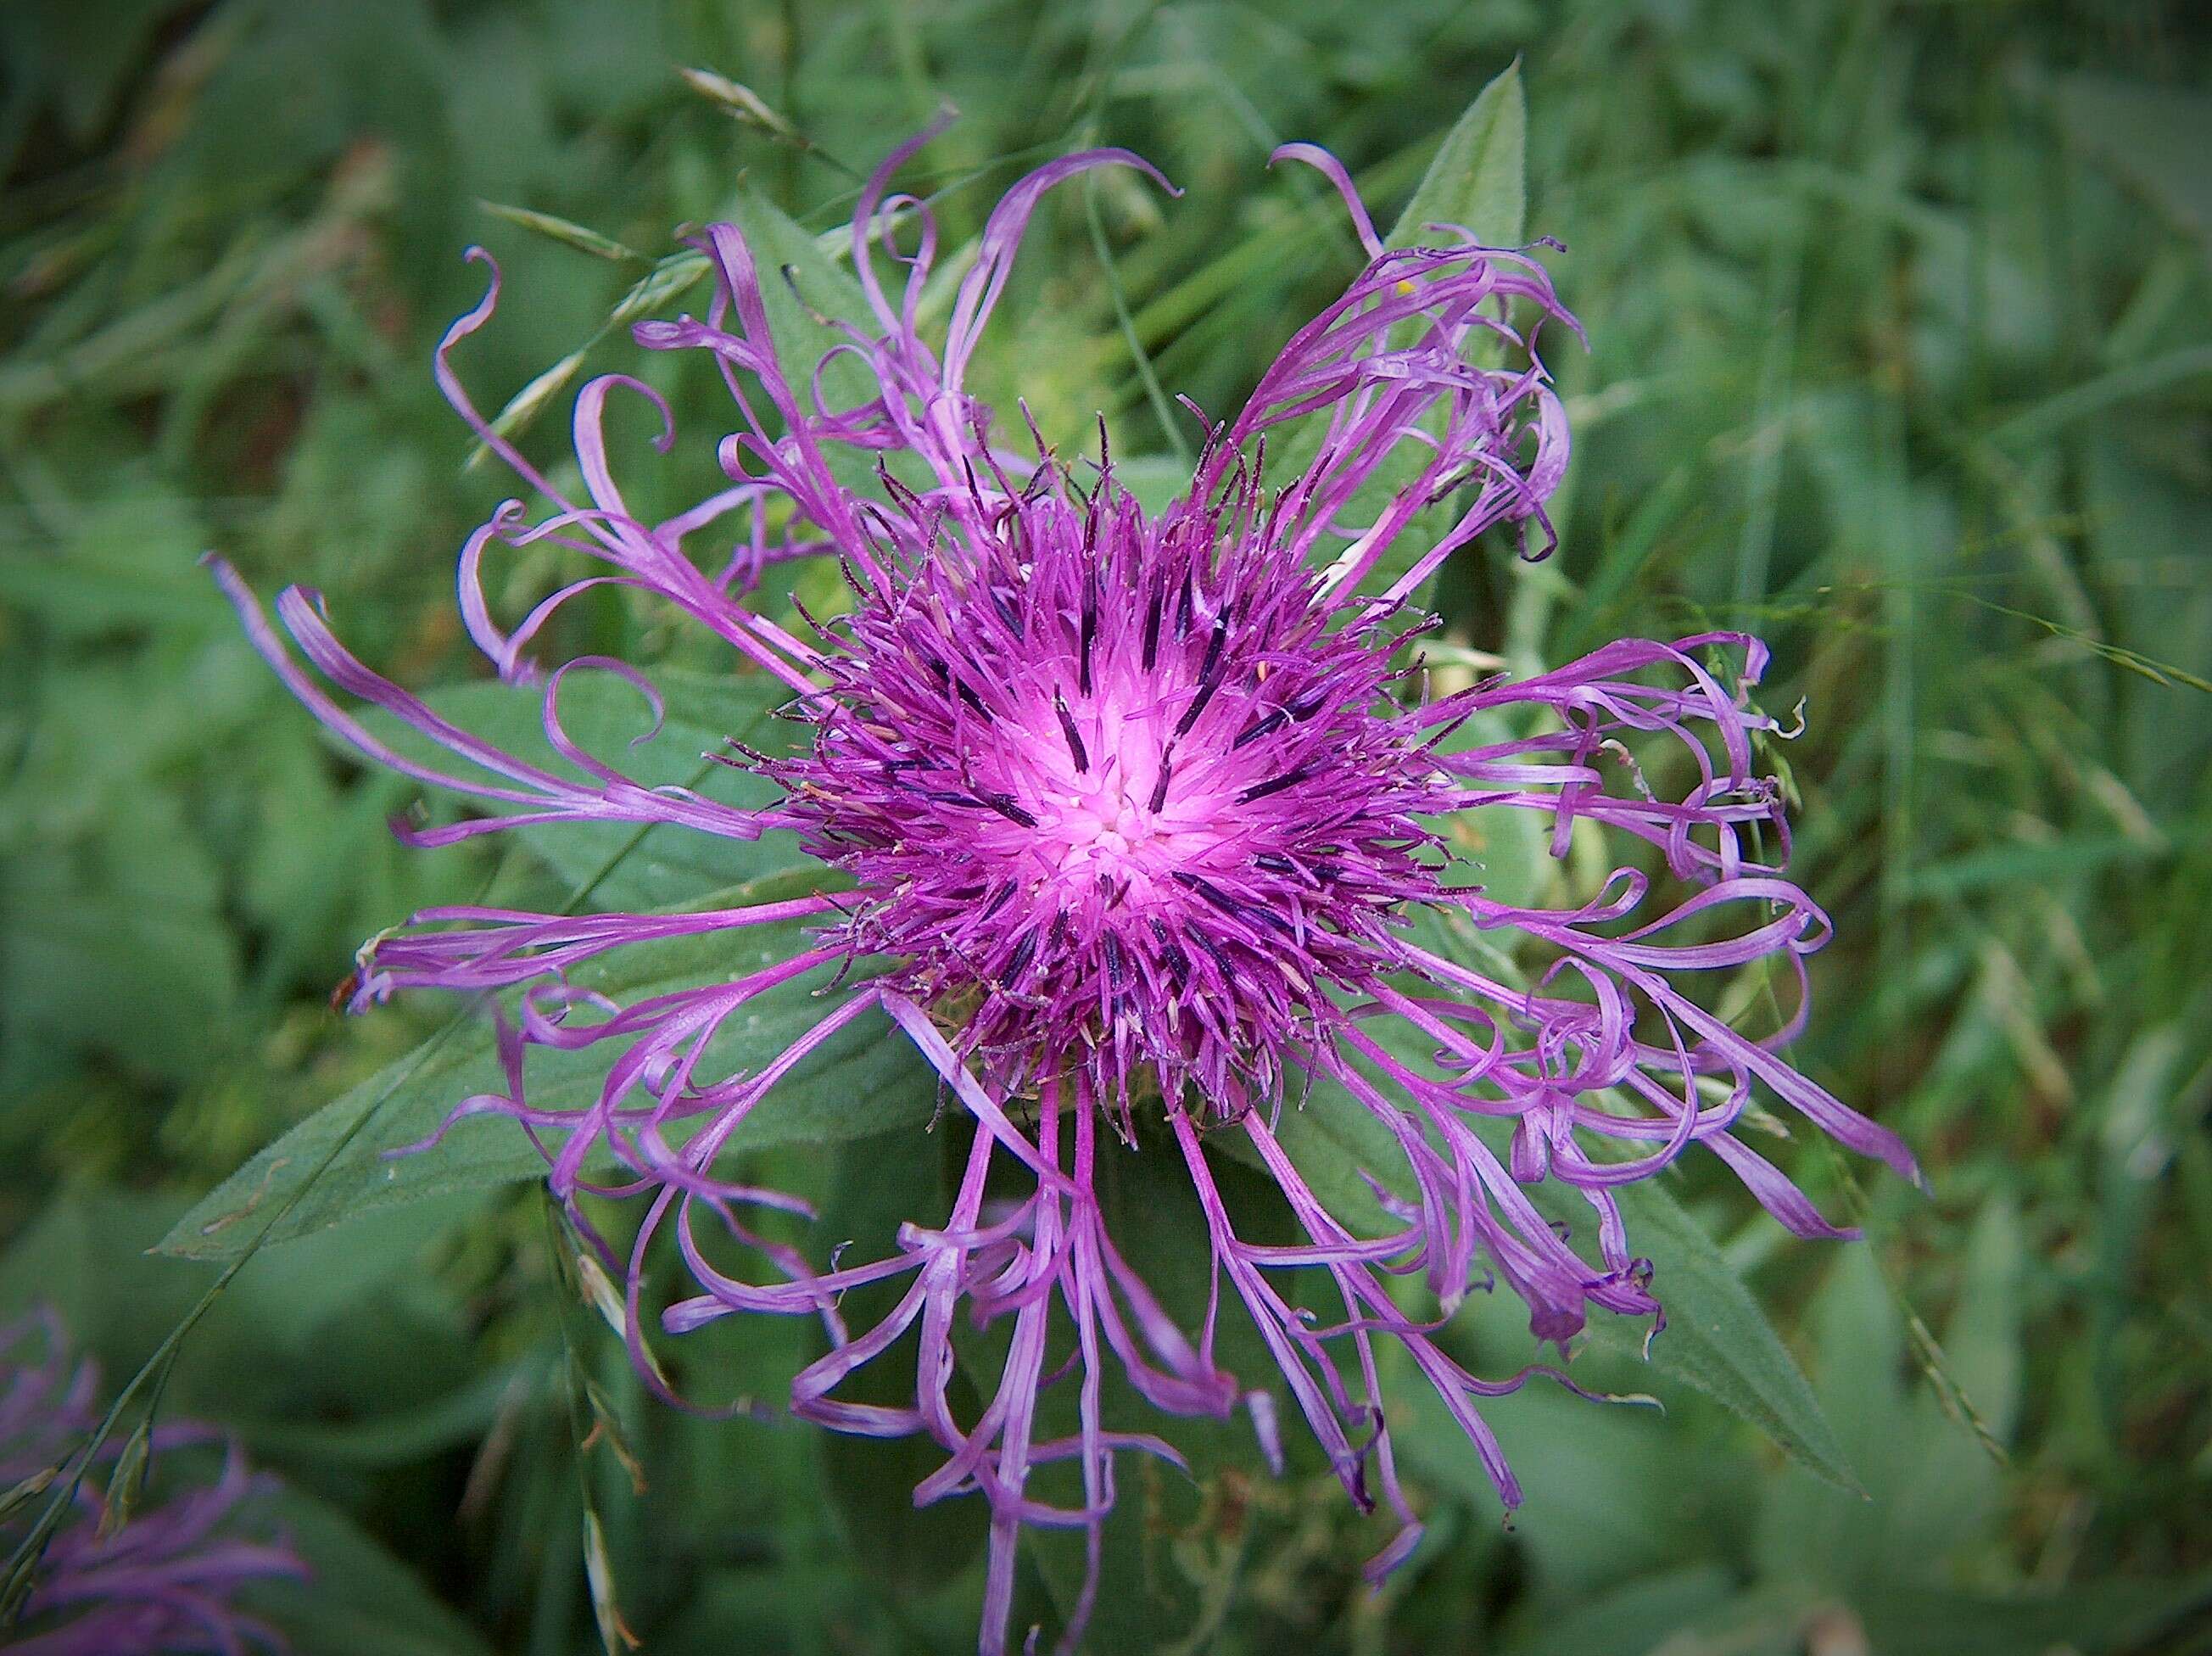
(980, 683), (1236, 903)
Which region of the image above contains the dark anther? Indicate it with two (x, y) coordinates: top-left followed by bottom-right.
(1197, 613), (1228, 685)
(1162, 940), (1192, 992)
(1190, 927), (1239, 981)
(1142, 573), (1165, 670)
(1005, 932), (1037, 979)
(1232, 708), (1288, 750)
(977, 791), (1037, 827)
(1172, 617), (1232, 738)
(1175, 671), (1223, 739)
(1237, 766), (1311, 804)
(790, 590), (831, 641)
(1147, 750), (1176, 814)
(981, 881), (1019, 921)
(1171, 869), (1237, 912)
(1079, 572), (1098, 697)
(1103, 932), (1128, 990)
(1053, 691), (1090, 773)
(1150, 918), (1193, 992)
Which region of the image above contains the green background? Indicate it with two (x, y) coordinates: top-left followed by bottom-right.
(1, 1), (2208, 1651)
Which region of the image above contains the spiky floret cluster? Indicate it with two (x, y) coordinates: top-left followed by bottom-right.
(215, 124), (1921, 1656)
(0, 1312), (304, 1656)
(783, 461), (1456, 1122)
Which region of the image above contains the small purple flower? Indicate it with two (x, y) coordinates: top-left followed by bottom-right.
(0, 1311), (305, 1655)
(216, 128), (1918, 1653)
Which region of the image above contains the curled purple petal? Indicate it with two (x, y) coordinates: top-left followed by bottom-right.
(0, 1313), (306, 1656)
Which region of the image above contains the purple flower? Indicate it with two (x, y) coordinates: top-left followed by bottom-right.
(215, 130), (1918, 1653)
(0, 1311), (305, 1655)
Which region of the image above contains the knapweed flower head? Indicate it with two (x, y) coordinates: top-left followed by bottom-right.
(216, 125), (1919, 1653)
(0, 1310), (304, 1655)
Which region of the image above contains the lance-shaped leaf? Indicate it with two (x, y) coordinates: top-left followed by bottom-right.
(157, 905), (935, 1261)
(1215, 1020), (1861, 1495)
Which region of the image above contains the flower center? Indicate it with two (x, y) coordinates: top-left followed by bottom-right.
(776, 481), (1450, 1112)
(986, 685), (1224, 899)
(1055, 787), (1148, 867)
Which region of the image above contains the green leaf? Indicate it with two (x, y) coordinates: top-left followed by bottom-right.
(1549, 1578), (1819, 1656)
(156, 910), (936, 1261)
(1396, 1377), (1721, 1597)
(1385, 58), (1526, 251)
(1578, 1181), (1859, 1494)
(0, 494), (227, 637)
(0, 1187), (490, 1471)
(361, 666), (810, 913)
(250, 1488), (498, 1656)
(1, 787), (242, 1090)
(1902, 825), (2207, 903)
(0, 0), (176, 143)
(1758, 1208), (2029, 1597)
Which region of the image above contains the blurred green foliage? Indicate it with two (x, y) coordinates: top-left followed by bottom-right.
(2, 1), (2209, 1651)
